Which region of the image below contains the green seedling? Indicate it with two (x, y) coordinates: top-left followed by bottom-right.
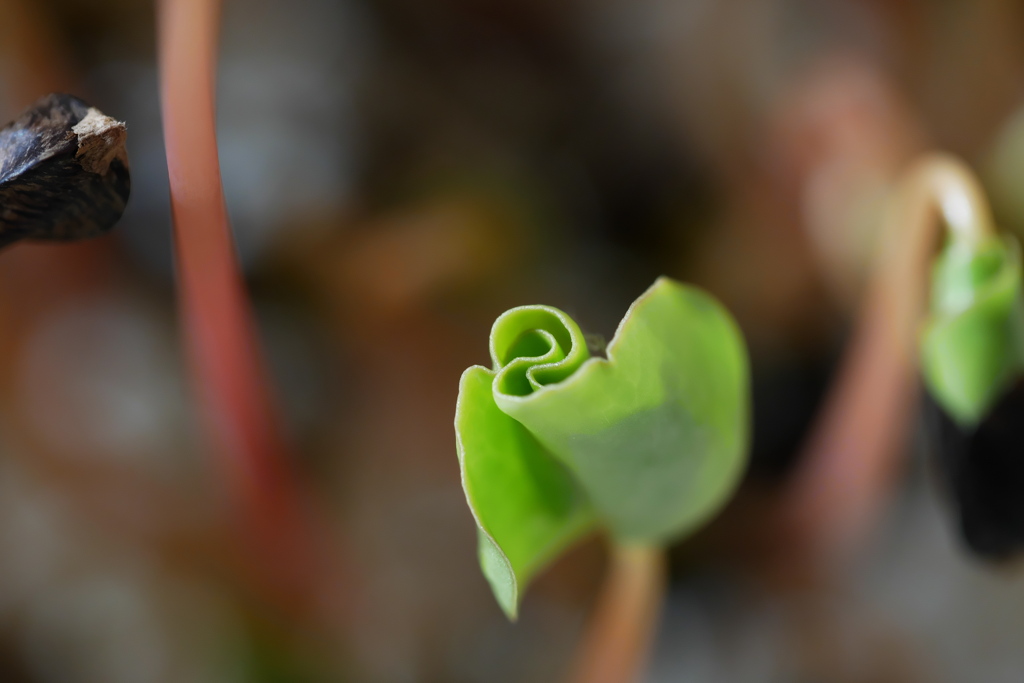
(455, 277), (749, 618)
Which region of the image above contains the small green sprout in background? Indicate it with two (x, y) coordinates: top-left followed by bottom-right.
(912, 155), (1024, 562)
(455, 277), (750, 618)
(921, 234), (1024, 427)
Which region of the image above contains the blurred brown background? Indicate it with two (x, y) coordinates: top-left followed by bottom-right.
(3, 0), (1024, 681)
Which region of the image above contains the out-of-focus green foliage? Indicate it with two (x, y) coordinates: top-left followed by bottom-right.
(922, 236), (1024, 426)
(456, 277), (749, 618)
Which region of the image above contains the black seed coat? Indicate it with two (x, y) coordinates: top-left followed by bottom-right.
(0, 93), (130, 248)
(925, 380), (1024, 559)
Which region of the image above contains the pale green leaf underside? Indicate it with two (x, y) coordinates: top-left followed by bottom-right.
(456, 277), (749, 617)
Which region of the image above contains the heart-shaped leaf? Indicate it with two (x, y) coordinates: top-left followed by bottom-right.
(456, 277), (749, 617)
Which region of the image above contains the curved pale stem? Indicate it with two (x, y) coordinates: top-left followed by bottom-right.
(567, 543), (666, 683)
(776, 153), (996, 575)
(915, 155), (996, 247)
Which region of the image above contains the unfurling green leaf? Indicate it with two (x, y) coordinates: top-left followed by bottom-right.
(922, 235), (1024, 427)
(455, 277), (750, 618)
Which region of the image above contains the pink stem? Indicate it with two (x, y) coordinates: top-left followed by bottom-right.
(157, 0), (324, 609)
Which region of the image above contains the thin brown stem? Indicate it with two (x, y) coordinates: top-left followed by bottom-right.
(567, 543), (667, 683)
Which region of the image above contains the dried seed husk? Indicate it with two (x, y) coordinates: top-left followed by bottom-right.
(0, 93), (130, 247)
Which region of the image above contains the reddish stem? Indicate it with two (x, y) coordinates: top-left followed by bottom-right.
(157, 0), (322, 609)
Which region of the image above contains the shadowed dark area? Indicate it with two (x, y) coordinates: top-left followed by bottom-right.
(926, 379), (1024, 560)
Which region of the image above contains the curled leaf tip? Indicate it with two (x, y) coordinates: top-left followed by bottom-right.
(491, 305), (590, 397)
